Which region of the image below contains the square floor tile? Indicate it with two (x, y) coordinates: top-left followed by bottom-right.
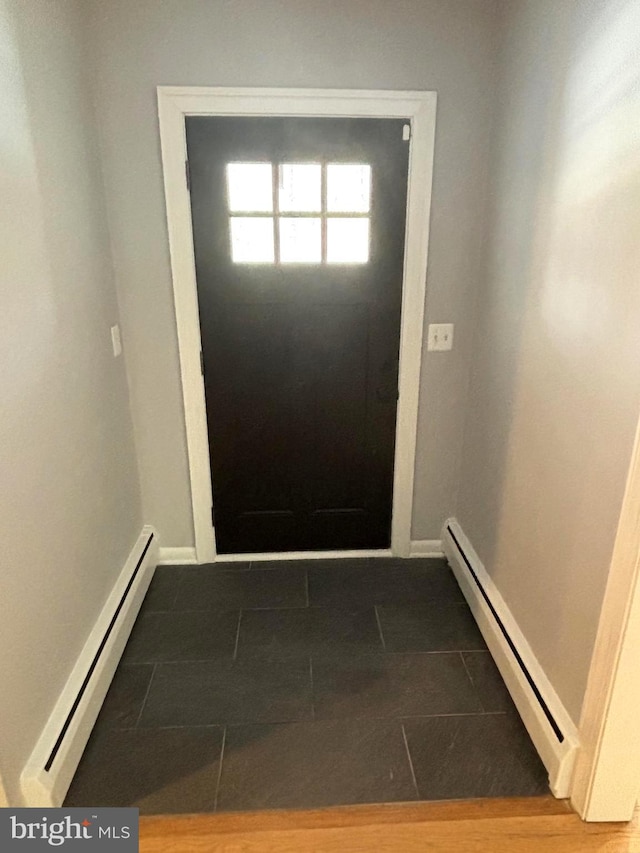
(377, 602), (487, 652)
(217, 719), (417, 811)
(308, 559), (463, 608)
(94, 663), (154, 730)
(236, 607), (382, 659)
(122, 610), (239, 663)
(139, 657), (312, 727)
(313, 652), (482, 719)
(141, 566), (184, 612)
(461, 651), (515, 712)
(403, 713), (549, 800)
(175, 566), (307, 611)
(65, 727), (224, 814)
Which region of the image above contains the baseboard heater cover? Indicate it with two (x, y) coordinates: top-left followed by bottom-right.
(442, 518), (579, 798)
(21, 526), (158, 807)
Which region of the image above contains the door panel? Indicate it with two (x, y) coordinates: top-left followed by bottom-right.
(186, 116), (409, 553)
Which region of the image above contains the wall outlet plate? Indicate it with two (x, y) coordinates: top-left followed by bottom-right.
(427, 323), (454, 352)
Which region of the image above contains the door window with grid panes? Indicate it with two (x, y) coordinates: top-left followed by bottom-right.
(226, 162), (371, 264)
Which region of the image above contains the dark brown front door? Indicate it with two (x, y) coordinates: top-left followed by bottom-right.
(186, 116), (409, 553)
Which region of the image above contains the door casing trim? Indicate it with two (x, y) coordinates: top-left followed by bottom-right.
(157, 86), (437, 562)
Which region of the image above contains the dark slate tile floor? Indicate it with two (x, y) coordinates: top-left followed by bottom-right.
(65, 558), (549, 814)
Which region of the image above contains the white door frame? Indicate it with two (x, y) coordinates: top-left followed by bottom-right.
(157, 87), (437, 564)
(0, 769), (7, 808)
(570, 406), (640, 821)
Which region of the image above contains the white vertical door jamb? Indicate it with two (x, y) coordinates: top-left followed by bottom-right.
(158, 91), (216, 562)
(571, 407), (640, 821)
(0, 769), (8, 807)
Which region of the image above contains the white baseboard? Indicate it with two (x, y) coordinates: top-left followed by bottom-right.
(158, 546), (197, 565)
(442, 518), (579, 798)
(409, 539), (444, 557)
(20, 526), (158, 807)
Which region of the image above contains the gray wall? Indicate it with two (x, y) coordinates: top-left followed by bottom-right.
(84, 0), (501, 547)
(0, 0), (142, 804)
(457, 0), (640, 724)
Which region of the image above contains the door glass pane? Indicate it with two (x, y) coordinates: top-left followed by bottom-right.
(227, 163), (273, 212)
(230, 217), (275, 262)
(279, 164), (321, 212)
(327, 164), (371, 212)
(327, 218), (369, 263)
(279, 217), (322, 263)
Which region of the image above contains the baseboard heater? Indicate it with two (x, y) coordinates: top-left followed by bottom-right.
(21, 526), (158, 807)
(442, 518), (579, 797)
(45, 533), (154, 771)
(447, 523), (563, 742)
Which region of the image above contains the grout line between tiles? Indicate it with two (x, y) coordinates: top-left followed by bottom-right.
(378, 648), (488, 655)
(459, 649), (488, 713)
(213, 726), (227, 812)
(401, 723), (420, 800)
(134, 663), (157, 728)
(134, 723), (227, 731)
(128, 649), (487, 667)
(141, 607), (247, 615)
(398, 710), (507, 720)
(309, 656), (315, 720)
(374, 606), (387, 650)
(137, 714), (322, 732)
(130, 657), (237, 667)
(233, 611), (243, 660)
(459, 650), (474, 684)
(120, 710), (510, 734)
(170, 568), (187, 609)
(149, 604), (484, 615)
(146, 604), (317, 614)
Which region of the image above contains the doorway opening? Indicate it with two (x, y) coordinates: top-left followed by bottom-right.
(157, 87), (436, 562)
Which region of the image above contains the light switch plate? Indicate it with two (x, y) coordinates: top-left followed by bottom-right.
(427, 323), (454, 351)
(110, 324), (122, 358)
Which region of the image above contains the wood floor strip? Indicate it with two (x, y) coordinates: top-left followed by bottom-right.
(140, 797), (640, 853)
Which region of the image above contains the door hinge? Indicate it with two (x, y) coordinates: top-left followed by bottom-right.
(185, 159), (191, 192)
(200, 350), (204, 375)
(402, 123), (411, 141)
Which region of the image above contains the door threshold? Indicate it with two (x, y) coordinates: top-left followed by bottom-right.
(214, 549), (394, 562)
